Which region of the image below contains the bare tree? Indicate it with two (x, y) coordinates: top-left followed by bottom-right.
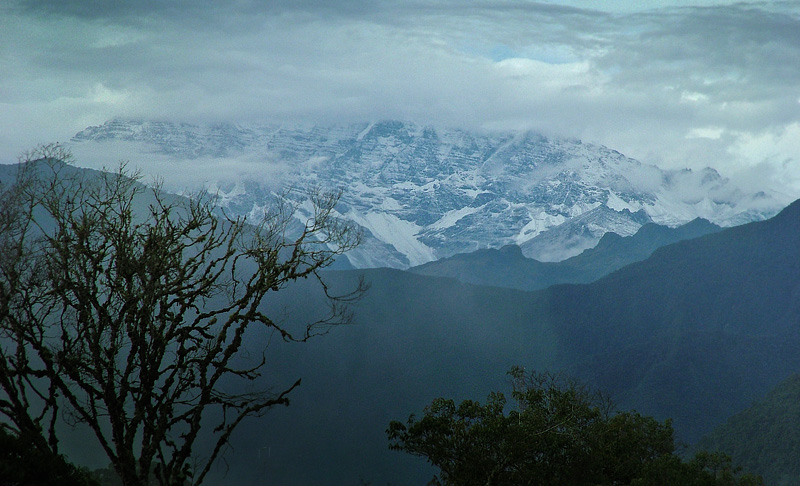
(0, 145), (364, 486)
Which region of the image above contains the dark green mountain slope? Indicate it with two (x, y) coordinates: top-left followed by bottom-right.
(547, 199), (800, 442)
(695, 374), (800, 486)
(409, 218), (721, 291)
(219, 200), (800, 485)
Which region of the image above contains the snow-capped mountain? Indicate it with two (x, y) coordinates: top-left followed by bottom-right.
(70, 119), (788, 268)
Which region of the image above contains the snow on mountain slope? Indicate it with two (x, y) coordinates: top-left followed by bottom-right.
(520, 206), (652, 262)
(69, 119), (789, 268)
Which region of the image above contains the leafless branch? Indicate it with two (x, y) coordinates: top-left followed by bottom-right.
(0, 144), (364, 486)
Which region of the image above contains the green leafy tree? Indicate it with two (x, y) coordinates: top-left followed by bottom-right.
(388, 367), (763, 486)
(0, 145), (363, 486)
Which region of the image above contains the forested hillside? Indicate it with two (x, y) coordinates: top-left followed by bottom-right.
(696, 374), (800, 486)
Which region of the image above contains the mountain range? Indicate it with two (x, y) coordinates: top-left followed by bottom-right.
(69, 119), (788, 268)
(207, 198), (800, 485)
(410, 217), (722, 290)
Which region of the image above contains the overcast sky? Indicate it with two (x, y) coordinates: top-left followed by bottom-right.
(2, 0), (800, 194)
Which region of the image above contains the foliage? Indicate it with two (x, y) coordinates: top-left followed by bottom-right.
(695, 373), (800, 485)
(632, 451), (764, 486)
(388, 367), (763, 486)
(0, 427), (98, 486)
(0, 145), (363, 486)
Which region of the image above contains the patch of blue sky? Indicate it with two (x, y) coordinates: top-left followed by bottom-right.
(489, 45), (518, 62)
(479, 44), (579, 65)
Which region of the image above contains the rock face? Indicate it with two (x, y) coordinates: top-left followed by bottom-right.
(71, 119), (787, 268)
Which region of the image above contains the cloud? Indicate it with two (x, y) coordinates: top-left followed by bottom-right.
(68, 139), (294, 196)
(1, 0), (799, 198)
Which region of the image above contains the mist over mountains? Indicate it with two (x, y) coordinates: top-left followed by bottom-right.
(70, 119), (787, 268)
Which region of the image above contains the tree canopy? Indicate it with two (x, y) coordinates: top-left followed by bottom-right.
(388, 367), (763, 486)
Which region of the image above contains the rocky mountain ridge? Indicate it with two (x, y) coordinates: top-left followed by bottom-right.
(70, 119), (787, 268)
